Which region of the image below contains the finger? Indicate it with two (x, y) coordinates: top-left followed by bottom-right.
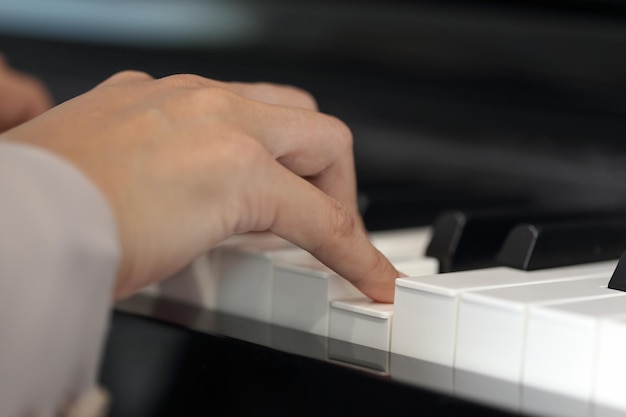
(152, 84), (358, 215)
(0, 70), (53, 131)
(243, 158), (399, 302)
(306, 148), (361, 222)
(93, 72), (356, 213)
(236, 100), (360, 215)
(162, 74), (317, 109)
(226, 82), (318, 110)
(276, 174), (397, 302)
(158, 74), (318, 110)
(96, 70), (154, 88)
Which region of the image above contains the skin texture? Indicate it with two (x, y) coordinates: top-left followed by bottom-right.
(0, 55), (53, 133)
(3, 70), (401, 302)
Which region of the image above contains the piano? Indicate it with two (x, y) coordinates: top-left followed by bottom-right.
(3, 1), (626, 416)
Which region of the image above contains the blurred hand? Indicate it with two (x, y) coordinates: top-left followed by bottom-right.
(5, 71), (400, 302)
(0, 54), (53, 132)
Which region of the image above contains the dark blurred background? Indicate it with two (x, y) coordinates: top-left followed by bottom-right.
(2, 0), (626, 229)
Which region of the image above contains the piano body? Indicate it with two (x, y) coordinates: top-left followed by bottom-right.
(3, 0), (626, 416)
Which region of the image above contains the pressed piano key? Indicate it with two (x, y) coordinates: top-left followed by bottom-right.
(521, 294), (626, 417)
(216, 227), (432, 324)
(390, 261), (618, 367)
(455, 275), (618, 391)
(272, 255), (438, 336)
(329, 297), (394, 351)
(497, 218), (626, 271)
(152, 227), (432, 320)
(326, 257), (438, 349)
(426, 209), (626, 273)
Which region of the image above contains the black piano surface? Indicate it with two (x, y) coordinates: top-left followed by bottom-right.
(102, 295), (528, 417)
(3, 1), (626, 415)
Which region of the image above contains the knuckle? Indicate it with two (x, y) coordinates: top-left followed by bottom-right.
(276, 84), (318, 110)
(180, 84), (238, 113)
(328, 116), (354, 150)
(160, 73), (210, 88)
(218, 130), (265, 166)
(291, 87), (318, 110)
(109, 70), (154, 83)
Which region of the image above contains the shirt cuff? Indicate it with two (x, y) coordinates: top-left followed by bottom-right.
(0, 139), (121, 417)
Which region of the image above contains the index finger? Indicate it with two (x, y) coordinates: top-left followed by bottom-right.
(229, 98), (361, 217)
(250, 159), (400, 302)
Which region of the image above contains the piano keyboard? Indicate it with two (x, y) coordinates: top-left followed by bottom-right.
(135, 209), (626, 417)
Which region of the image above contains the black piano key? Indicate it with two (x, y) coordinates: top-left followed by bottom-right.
(607, 251), (626, 292)
(425, 209), (626, 273)
(496, 219), (626, 271)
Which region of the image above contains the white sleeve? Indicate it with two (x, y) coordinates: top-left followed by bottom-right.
(0, 139), (121, 417)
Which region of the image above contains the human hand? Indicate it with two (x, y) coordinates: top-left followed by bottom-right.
(5, 71), (400, 302)
(0, 54), (53, 132)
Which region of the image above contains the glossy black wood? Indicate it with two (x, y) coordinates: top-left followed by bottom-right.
(497, 218), (626, 270)
(425, 209), (626, 272)
(607, 251), (626, 292)
(100, 296), (525, 417)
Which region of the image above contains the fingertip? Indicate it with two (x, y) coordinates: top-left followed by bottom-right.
(361, 257), (400, 303)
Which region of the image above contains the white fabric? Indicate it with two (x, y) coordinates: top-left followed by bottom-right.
(0, 140), (120, 417)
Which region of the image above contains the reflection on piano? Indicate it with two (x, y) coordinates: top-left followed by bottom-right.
(4, 1), (626, 416)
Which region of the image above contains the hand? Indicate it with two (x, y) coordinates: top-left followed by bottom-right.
(0, 54), (53, 132)
(5, 71), (400, 302)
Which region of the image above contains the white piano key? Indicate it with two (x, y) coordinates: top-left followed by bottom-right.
(329, 297), (394, 351)
(216, 227), (432, 323)
(270, 229), (438, 336)
(272, 258), (362, 336)
(594, 316), (626, 415)
(455, 275), (617, 385)
(149, 232), (285, 310)
(522, 294), (626, 417)
(327, 257), (438, 350)
(391, 261), (618, 366)
(137, 282), (160, 298)
(157, 251), (220, 309)
(394, 256), (439, 277)
(369, 227), (432, 261)
(216, 233), (312, 321)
